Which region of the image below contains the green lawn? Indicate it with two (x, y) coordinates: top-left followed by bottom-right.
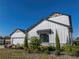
(0, 49), (79, 59)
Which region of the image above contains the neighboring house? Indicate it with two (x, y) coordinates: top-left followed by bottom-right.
(26, 13), (72, 46)
(10, 29), (26, 45)
(0, 36), (4, 45)
(4, 36), (11, 45)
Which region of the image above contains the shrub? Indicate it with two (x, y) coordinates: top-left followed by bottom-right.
(48, 46), (55, 51)
(39, 46), (51, 54)
(44, 50), (49, 54)
(33, 49), (40, 53)
(63, 44), (79, 56)
(63, 44), (72, 53)
(39, 46), (48, 52)
(70, 46), (79, 56)
(62, 44), (72, 54)
(30, 37), (41, 50)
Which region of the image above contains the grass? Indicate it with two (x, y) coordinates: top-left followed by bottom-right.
(0, 49), (79, 59)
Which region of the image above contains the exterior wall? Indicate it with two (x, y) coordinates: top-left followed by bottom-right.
(11, 30), (25, 45)
(49, 22), (69, 46)
(28, 15), (70, 46)
(28, 20), (50, 38)
(28, 20), (50, 42)
(5, 39), (11, 45)
(49, 15), (70, 26)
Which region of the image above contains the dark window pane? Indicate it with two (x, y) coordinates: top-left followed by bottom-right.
(40, 34), (49, 42)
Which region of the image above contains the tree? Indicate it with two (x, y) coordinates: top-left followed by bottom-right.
(24, 34), (28, 48)
(55, 30), (60, 55)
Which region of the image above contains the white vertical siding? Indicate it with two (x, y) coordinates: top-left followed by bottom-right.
(28, 15), (70, 46)
(48, 22), (69, 44)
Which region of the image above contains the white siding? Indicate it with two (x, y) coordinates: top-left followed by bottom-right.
(28, 15), (70, 46)
(48, 15), (70, 26)
(28, 20), (50, 38)
(11, 30), (25, 45)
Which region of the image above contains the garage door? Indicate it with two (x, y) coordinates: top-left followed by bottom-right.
(12, 37), (24, 45)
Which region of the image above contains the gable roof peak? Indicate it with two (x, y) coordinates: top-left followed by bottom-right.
(52, 13), (62, 17)
(48, 12), (63, 18)
(10, 28), (25, 36)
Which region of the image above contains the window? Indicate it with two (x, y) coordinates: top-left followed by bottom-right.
(40, 34), (49, 42)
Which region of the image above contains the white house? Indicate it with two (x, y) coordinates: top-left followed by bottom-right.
(26, 13), (72, 46)
(10, 29), (26, 45)
(10, 13), (72, 46)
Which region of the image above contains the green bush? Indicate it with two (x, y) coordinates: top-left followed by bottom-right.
(48, 46), (55, 51)
(33, 49), (40, 53)
(44, 50), (49, 54)
(25, 45), (55, 54)
(63, 44), (72, 53)
(70, 46), (79, 56)
(38, 46), (49, 53)
(30, 37), (41, 50)
(63, 44), (72, 55)
(63, 44), (79, 56)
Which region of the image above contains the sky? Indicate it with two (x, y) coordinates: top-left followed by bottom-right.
(0, 0), (79, 37)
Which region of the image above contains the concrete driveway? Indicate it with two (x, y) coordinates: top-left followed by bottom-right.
(0, 45), (4, 49)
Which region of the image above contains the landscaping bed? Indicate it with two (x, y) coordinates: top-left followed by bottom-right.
(0, 49), (79, 59)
